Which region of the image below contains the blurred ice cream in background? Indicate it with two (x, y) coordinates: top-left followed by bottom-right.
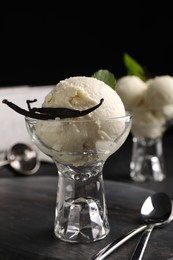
(116, 74), (173, 182)
(116, 75), (173, 138)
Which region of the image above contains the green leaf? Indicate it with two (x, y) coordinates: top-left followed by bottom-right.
(123, 53), (147, 81)
(91, 69), (116, 89)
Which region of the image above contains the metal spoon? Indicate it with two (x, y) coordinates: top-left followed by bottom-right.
(130, 192), (173, 260)
(0, 143), (40, 175)
(91, 192), (173, 260)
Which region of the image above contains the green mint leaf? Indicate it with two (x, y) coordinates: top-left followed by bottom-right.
(92, 69), (116, 89)
(123, 53), (147, 81)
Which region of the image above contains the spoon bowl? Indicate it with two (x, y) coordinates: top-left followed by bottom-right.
(0, 143), (40, 175)
(130, 192), (173, 260)
(141, 192), (172, 225)
(91, 192), (173, 260)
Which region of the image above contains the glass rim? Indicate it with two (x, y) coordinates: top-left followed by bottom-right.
(25, 110), (132, 123)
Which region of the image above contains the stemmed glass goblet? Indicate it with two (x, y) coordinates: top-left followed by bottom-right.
(25, 113), (132, 243)
(129, 106), (172, 182)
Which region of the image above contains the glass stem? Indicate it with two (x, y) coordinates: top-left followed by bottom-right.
(130, 136), (166, 182)
(54, 162), (110, 243)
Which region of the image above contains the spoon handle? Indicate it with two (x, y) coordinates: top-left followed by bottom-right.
(130, 224), (154, 260)
(90, 224), (147, 260)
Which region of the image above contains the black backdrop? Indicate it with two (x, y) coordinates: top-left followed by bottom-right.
(0, 6), (173, 86)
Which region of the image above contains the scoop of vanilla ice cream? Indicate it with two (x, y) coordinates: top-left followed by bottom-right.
(116, 75), (148, 109)
(145, 75), (173, 120)
(35, 76), (128, 165)
(131, 105), (166, 138)
(116, 75), (168, 138)
(43, 76), (125, 119)
(145, 75), (173, 107)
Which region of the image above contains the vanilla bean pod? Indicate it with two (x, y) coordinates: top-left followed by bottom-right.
(2, 98), (104, 120)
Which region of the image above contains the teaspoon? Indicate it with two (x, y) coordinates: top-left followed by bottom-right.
(130, 192), (173, 260)
(0, 143), (40, 175)
(91, 192), (173, 260)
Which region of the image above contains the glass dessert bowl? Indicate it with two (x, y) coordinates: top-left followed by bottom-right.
(129, 106), (173, 182)
(116, 74), (173, 182)
(25, 113), (132, 243)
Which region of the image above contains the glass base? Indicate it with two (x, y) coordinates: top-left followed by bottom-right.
(130, 137), (166, 182)
(54, 162), (110, 243)
(54, 197), (109, 243)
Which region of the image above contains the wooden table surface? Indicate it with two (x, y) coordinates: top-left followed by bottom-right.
(0, 130), (173, 259)
(0, 176), (173, 260)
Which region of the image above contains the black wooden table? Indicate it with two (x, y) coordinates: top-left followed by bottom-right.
(0, 130), (173, 259)
(0, 175), (173, 260)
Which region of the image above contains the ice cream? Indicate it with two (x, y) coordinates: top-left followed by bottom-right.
(42, 76), (125, 118)
(116, 75), (147, 109)
(144, 75), (173, 120)
(116, 75), (173, 138)
(34, 76), (129, 165)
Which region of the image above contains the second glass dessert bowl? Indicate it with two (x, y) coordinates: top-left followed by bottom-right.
(129, 106), (172, 182)
(25, 113), (132, 243)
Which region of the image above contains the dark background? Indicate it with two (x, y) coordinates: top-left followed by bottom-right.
(0, 6), (173, 86)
